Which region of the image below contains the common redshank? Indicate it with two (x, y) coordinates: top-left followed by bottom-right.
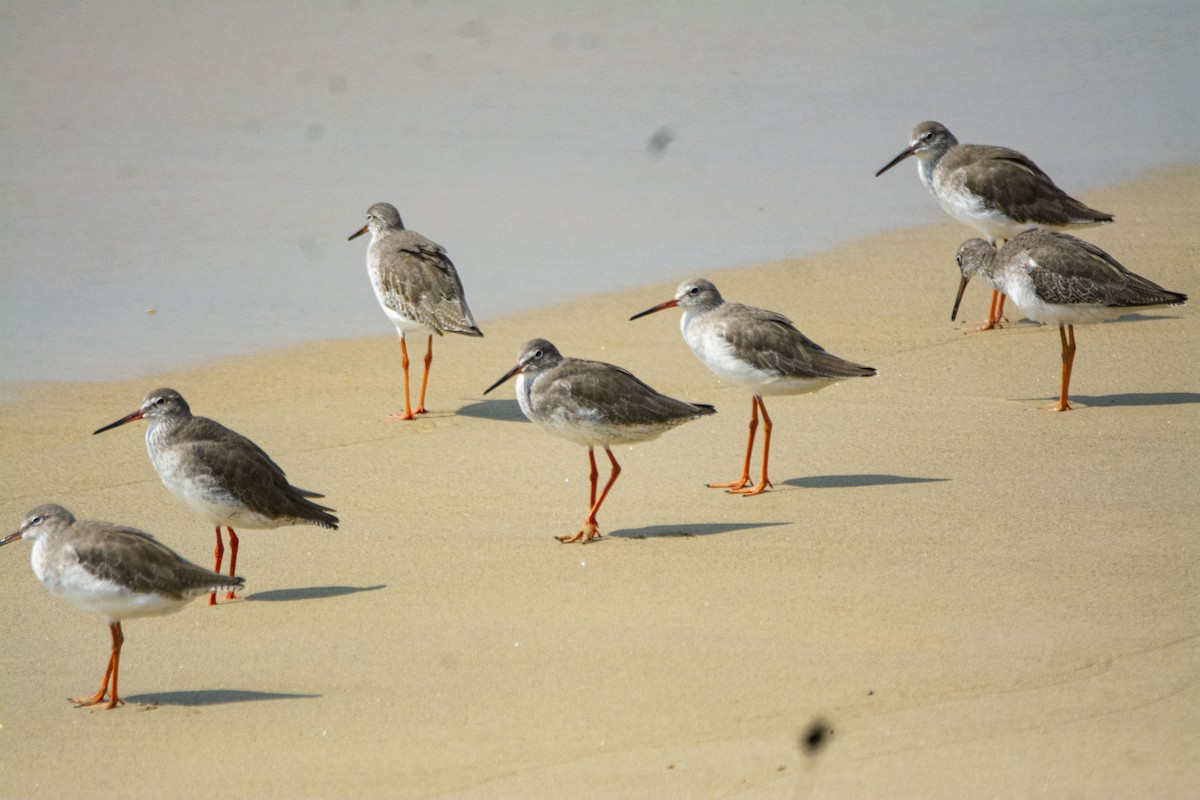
(632, 279), (876, 496)
(483, 338), (716, 543)
(2, 504), (243, 709)
(93, 388), (338, 603)
(876, 121), (1114, 330)
(952, 231), (1187, 411)
(349, 202), (483, 420)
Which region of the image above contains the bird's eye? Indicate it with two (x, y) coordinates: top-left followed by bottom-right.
(956, 254), (962, 266)
(154, 397), (166, 406)
(30, 516), (42, 526)
(688, 286), (700, 295)
(533, 349), (544, 359)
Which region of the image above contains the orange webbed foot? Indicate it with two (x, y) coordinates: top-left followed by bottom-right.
(557, 522), (601, 543)
(71, 692), (122, 709)
(730, 480), (772, 497)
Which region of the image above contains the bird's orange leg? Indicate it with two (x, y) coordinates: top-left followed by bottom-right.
(389, 336), (417, 421)
(560, 447), (620, 543)
(969, 290), (1005, 332)
(225, 527), (239, 600)
(414, 335), (433, 415)
(709, 396), (758, 491)
(587, 447), (599, 509)
(209, 526), (224, 605)
(731, 397), (774, 496)
(72, 622), (124, 709)
(1055, 324), (1076, 412)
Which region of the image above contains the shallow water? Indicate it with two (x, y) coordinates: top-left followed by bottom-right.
(1, 0), (1197, 384)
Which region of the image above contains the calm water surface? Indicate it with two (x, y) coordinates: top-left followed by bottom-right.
(2, 0), (1197, 384)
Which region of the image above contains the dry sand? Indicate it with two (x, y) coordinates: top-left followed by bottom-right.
(1, 166), (1197, 798)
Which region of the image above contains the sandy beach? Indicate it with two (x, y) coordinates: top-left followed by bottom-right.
(1, 167), (1197, 798)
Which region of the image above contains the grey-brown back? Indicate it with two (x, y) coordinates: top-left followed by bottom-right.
(532, 357), (716, 429)
(944, 145), (1114, 227)
(1013, 230), (1187, 308)
(163, 415), (339, 528)
(718, 303), (877, 380)
(371, 229), (483, 336)
(69, 520), (243, 600)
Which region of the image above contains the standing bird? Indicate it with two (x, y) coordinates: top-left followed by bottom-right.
(632, 279), (876, 496)
(93, 388), (338, 603)
(2, 504), (243, 709)
(952, 231), (1187, 411)
(483, 338), (716, 543)
(349, 202), (483, 420)
(876, 121), (1114, 330)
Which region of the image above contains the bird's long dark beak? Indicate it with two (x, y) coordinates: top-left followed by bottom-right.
(93, 409), (144, 435)
(483, 365), (522, 395)
(348, 224), (369, 241)
(0, 529), (23, 546)
(950, 275), (972, 321)
(629, 297), (679, 321)
(875, 146), (915, 177)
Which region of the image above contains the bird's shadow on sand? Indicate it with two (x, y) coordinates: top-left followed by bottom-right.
(1036, 392), (1200, 408)
(125, 689), (320, 707)
(610, 521), (790, 540)
(1003, 312), (1185, 327)
(457, 399), (527, 423)
(783, 474), (949, 489)
(244, 584), (386, 602)
(1104, 312), (1187, 324)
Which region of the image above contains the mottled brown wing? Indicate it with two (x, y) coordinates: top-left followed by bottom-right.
(179, 419), (338, 528)
(1026, 234), (1186, 307)
(951, 145), (1111, 226)
(537, 360), (715, 427)
(71, 523), (239, 599)
(376, 233), (481, 335)
(721, 304), (875, 380)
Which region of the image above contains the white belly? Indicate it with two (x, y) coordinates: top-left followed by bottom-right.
(379, 297), (428, 335)
(32, 542), (190, 621)
(681, 312), (834, 397)
(923, 162), (1034, 243)
(1004, 279), (1127, 327)
(368, 261), (428, 335)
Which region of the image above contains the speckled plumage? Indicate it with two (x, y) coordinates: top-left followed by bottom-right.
(952, 231), (1186, 411)
(953, 231), (1187, 325)
(631, 279), (875, 495)
(2, 504), (242, 708)
(356, 203), (482, 337)
(877, 121), (1115, 330)
(93, 388), (337, 599)
(7, 504), (241, 615)
(349, 202), (482, 418)
(509, 339), (715, 446)
(97, 389), (337, 530)
(484, 339), (714, 542)
(877, 121), (1113, 243)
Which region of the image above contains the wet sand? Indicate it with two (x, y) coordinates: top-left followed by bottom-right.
(1, 167), (1197, 798)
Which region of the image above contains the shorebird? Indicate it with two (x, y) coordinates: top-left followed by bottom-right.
(93, 388), (338, 602)
(632, 279), (876, 496)
(2, 504), (243, 709)
(349, 202), (483, 420)
(876, 121), (1114, 330)
(952, 231), (1187, 411)
(483, 338), (716, 542)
